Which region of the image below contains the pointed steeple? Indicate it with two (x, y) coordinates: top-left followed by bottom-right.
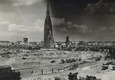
(46, 2), (50, 18)
(44, 2), (54, 48)
(47, 2), (50, 14)
(45, 2), (52, 27)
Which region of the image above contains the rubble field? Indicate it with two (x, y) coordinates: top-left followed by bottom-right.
(0, 50), (115, 80)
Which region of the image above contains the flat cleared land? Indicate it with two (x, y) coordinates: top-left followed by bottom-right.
(0, 50), (115, 80)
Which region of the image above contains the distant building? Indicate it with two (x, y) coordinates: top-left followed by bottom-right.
(0, 65), (21, 80)
(44, 3), (54, 48)
(65, 36), (70, 46)
(23, 37), (28, 44)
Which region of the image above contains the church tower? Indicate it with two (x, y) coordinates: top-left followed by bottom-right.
(44, 3), (54, 48)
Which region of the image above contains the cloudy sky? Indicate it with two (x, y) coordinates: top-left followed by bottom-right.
(50, 0), (115, 41)
(0, 0), (115, 42)
(0, 0), (46, 42)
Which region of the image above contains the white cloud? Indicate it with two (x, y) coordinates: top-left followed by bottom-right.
(35, 19), (44, 26)
(73, 24), (88, 34)
(52, 18), (65, 26)
(34, 19), (44, 32)
(12, 0), (42, 6)
(0, 0), (42, 7)
(0, 21), (10, 31)
(0, 19), (44, 40)
(0, 21), (10, 25)
(60, 27), (68, 32)
(8, 24), (30, 32)
(8, 19), (44, 33)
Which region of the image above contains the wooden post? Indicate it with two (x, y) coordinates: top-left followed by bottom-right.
(52, 68), (54, 73)
(41, 69), (43, 75)
(58, 68), (60, 72)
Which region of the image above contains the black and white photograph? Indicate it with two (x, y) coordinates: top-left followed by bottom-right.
(0, 0), (115, 80)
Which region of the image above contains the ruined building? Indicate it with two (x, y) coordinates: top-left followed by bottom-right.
(66, 36), (70, 46)
(23, 37), (28, 44)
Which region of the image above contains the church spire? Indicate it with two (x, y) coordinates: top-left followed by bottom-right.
(44, 2), (54, 48)
(47, 2), (49, 14)
(46, 2), (50, 18)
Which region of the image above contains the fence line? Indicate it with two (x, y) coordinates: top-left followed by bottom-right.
(30, 65), (71, 75)
(16, 65), (71, 76)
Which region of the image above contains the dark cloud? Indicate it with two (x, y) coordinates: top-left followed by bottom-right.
(53, 14), (115, 41)
(52, 18), (65, 25)
(84, 0), (115, 14)
(49, 0), (115, 41)
(49, 0), (115, 17)
(53, 19), (88, 35)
